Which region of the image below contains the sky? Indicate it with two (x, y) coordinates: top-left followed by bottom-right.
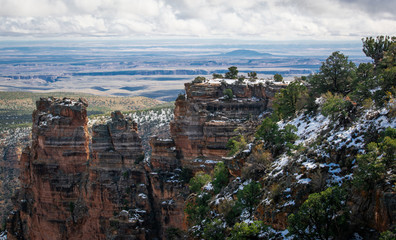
(0, 0), (395, 41)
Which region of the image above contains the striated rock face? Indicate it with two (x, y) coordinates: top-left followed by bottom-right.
(8, 97), (90, 240)
(6, 82), (281, 239)
(170, 82), (280, 168)
(7, 98), (155, 240)
(146, 82), (280, 237)
(83, 110), (152, 239)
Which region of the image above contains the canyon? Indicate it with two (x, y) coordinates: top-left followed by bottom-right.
(6, 80), (277, 239)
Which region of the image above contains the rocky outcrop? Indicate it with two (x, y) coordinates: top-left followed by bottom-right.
(170, 82), (280, 168)
(6, 82), (281, 239)
(83, 110), (152, 239)
(8, 97), (90, 240)
(7, 98), (154, 240)
(146, 82), (279, 237)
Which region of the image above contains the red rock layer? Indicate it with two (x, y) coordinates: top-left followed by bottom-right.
(7, 98), (154, 240)
(170, 82), (281, 165)
(9, 97), (90, 240)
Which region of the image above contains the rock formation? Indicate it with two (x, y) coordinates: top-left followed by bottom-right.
(7, 81), (280, 239)
(6, 98), (155, 239)
(170, 82), (282, 168)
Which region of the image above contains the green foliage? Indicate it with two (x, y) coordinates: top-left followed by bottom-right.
(212, 162), (229, 194)
(362, 36), (395, 66)
(238, 75), (246, 83)
(248, 72), (257, 81)
(228, 221), (270, 240)
(237, 181), (261, 216)
(224, 201), (243, 226)
(353, 144), (386, 190)
(378, 41), (396, 101)
(255, 117), (298, 156)
(309, 51), (356, 95)
(225, 66), (239, 79)
(353, 127), (396, 190)
(202, 218), (227, 240)
(212, 73), (224, 79)
(380, 128), (396, 165)
(185, 193), (211, 226)
(226, 135), (247, 156)
(288, 186), (349, 240)
(273, 81), (308, 119)
(223, 88), (233, 100)
(189, 171), (212, 193)
(379, 227), (396, 240)
(274, 73), (283, 82)
(351, 63), (377, 103)
(321, 92), (354, 121)
(193, 76), (206, 84)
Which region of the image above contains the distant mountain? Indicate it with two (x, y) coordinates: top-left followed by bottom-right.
(222, 49), (272, 57)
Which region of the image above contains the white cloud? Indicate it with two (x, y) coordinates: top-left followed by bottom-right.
(0, 0), (395, 39)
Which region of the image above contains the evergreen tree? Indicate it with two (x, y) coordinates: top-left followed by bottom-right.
(273, 81), (308, 119)
(309, 51), (356, 95)
(288, 187), (349, 240)
(225, 66), (239, 79)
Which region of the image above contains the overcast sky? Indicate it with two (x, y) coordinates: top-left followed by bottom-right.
(0, 0), (395, 40)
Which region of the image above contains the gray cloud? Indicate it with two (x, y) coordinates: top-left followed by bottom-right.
(337, 0), (396, 18)
(0, 0), (394, 39)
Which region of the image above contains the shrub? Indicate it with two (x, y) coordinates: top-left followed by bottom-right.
(379, 227), (396, 240)
(321, 92), (354, 121)
(379, 127), (396, 166)
(226, 135), (247, 156)
(353, 128), (395, 190)
(219, 199), (242, 226)
(202, 218), (227, 240)
(228, 221), (273, 240)
(238, 75), (246, 83)
(248, 72), (257, 81)
(255, 117), (278, 143)
(223, 88), (233, 100)
(185, 193), (211, 226)
(212, 73), (224, 79)
(189, 171), (212, 193)
(274, 73), (283, 82)
(242, 145), (272, 179)
(237, 181), (262, 216)
(288, 186), (349, 240)
(212, 162), (229, 194)
(273, 81), (308, 119)
(255, 117), (298, 156)
(192, 76), (206, 84)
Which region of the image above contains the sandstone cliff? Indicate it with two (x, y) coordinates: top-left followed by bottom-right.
(6, 98), (157, 239)
(170, 82), (282, 168)
(6, 81), (279, 239)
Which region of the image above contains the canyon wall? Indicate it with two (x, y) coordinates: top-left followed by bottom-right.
(7, 82), (279, 239)
(170, 82), (282, 168)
